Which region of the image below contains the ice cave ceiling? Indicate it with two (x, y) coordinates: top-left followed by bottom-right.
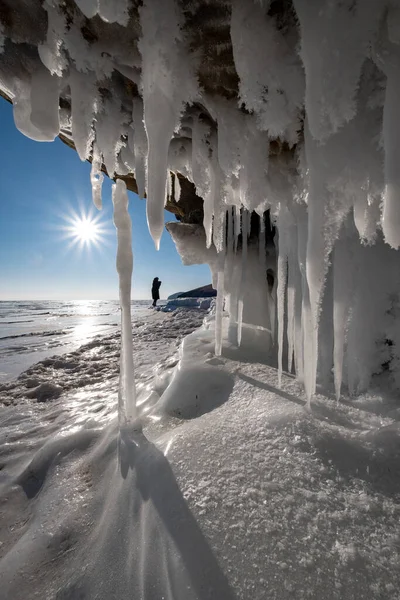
(0, 0), (295, 230)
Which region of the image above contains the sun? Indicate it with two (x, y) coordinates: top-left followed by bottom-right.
(59, 206), (111, 253)
(71, 216), (101, 243)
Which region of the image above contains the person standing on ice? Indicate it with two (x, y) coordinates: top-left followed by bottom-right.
(151, 277), (162, 307)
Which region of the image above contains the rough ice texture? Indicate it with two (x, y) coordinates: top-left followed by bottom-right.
(1, 315), (400, 599)
(91, 142), (104, 210)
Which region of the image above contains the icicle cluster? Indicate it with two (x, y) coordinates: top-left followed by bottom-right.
(3, 0), (400, 404)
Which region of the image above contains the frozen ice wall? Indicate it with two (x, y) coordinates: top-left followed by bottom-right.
(3, 0), (400, 402)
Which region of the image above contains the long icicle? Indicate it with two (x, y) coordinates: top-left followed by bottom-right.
(286, 225), (296, 374)
(238, 209), (249, 346)
(112, 179), (137, 426)
(215, 215), (226, 356)
(277, 207), (289, 388)
(333, 222), (354, 402)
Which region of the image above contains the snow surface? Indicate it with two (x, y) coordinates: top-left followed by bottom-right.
(2, 2), (400, 596)
(1, 310), (400, 599)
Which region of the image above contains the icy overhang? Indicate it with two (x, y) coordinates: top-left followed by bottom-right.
(0, 0), (297, 226)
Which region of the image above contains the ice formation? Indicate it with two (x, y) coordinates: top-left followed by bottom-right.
(112, 180), (136, 424)
(3, 0), (400, 408)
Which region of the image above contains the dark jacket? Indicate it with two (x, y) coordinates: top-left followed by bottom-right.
(151, 279), (161, 300)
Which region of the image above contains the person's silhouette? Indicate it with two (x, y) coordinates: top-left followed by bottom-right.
(151, 277), (162, 307)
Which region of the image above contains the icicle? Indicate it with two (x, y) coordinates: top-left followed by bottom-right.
(237, 302), (244, 347)
(317, 264), (334, 389)
(144, 96), (172, 248)
(167, 171), (172, 199)
(203, 191), (214, 249)
(291, 223), (303, 382)
(286, 221), (297, 374)
(228, 207), (235, 256)
(202, 133), (219, 249)
(69, 68), (97, 162)
(260, 214), (275, 359)
(38, 1), (67, 77)
(382, 64), (400, 249)
(212, 97), (242, 179)
(215, 230), (226, 356)
(131, 98), (147, 199)
(116, 152), (130, 176)
(303, 121), (330, 400)
(234, 204), (241, 253)
(353, 189), (369, 240)
(238, 117), (270, 213)
(95, 97), (126, 179)
(30, 66), (60, 141)
(168, 138), (193, 182)
(174, 173), (181, 202)
(91, 143), (104, 210)
(191, 115), (211, 201)
(225, 207), (239, 344)
(120, 143), (135, 174)
(119, 124), (136, 174)
(294, 0), (382, 140)
(333, 223), (355, 401)
(138, 0), (197, 249)
(112, 179), (136, 425)
(277, 208), (290, 387)
(13, 79), (57, 142)
(227, 256), (242, 346)
(238, 210), (249, 346)
(296, 206), (313, 401)
(258, 214), (265, 265)
(212, 163), (225, 253)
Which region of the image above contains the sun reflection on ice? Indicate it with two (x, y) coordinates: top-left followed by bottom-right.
(72, 319), (95, 340)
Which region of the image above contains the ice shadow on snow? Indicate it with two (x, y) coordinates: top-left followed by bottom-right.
(221, 344), (277, 366)
(119, 429), (238, 600)
(313, 429), (400, 499)
(236, 372), (305, 407)
(237, 373), (381, 431)
(16, 429), (100, 499)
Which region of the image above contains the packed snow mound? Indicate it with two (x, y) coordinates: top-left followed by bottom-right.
(4, 0), (400, 412)
(159, 365), (234, 418)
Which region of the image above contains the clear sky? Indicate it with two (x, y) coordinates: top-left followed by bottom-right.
(0, 99), (210, 301)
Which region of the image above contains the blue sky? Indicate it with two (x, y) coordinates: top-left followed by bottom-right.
(0, 99), (210, 300)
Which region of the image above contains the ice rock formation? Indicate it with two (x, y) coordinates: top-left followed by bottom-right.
(3, 0), (400, 411)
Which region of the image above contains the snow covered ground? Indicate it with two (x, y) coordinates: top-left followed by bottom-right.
(1, 308), (399, 600)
